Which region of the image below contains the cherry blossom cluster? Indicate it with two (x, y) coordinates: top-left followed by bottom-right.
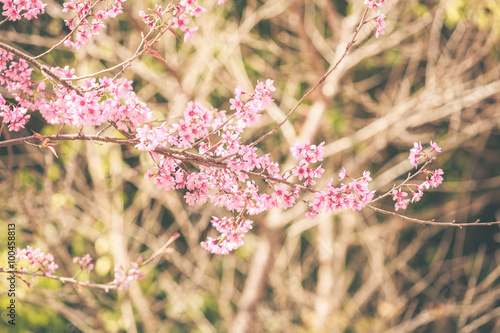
(230, 79), (276, 128)
(0, 97), (30, 131)
(392, 168), (444, 211)
(201, 216), (253, 255)
(365, 0), (387, 10)
(136, 80), (275, 155)
(73, 253), (94, 273)
(138, 80), (277, 187)
(392, 188), (409, 211)
(139, 0), (208, 42)
(15, 246), (59, 276)
(138, 79), (374, 254)
(392, 141), (443, 211)
(0, 0), (451, 259)
(111, 258), (146, 289)
(135, 80), (294, 253)
(0, 0), (46, 21)
(290, 140), (325, 186)
(7, 248), (149, 289)
(62, 0), (125, 49)
(139, 4), (165, 29)
(365, 0), (387, 38)
(171, 0), (206, 42)
(27, 65), (151, 130)
(306, 170), (375, 218)
(409, 141), (441, 168)
(136, 101), (218, 152)
(0, 51), (152, 131)
(0, 51), (33, 94)
(374, 12), (386, 38)
(0, 48), (34, 131)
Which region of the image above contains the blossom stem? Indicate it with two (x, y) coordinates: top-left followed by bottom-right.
(370, 158), (435, 203)
(33, 0), (102, 60)
(0, 268), (120, 290)
(367, 205), (500, 227)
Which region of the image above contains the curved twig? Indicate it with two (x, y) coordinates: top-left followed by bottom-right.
(367, 205), (500, 227)
(249, 8), (370, 148)
(0, 233), (180, 291)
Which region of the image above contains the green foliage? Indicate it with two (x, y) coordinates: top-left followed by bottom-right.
(445, 0), (500, 33)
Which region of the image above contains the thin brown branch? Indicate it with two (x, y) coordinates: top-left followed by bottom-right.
(0, 41), (78, 93)
(0, 232), (179, 291)
(370, 157), (436, 203)
(0, 133), (313, 191)
(0, 268), (121, 291)
(140, 232), (180, 266)
(249, 8), (370, 148)
(33, 0), (102, 60)
(61, 22), (172, 82)
(367, 205), (500, 227)
(4, 133), (499, 228)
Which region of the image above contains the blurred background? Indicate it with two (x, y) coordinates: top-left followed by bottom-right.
(1, 0), (500, 332)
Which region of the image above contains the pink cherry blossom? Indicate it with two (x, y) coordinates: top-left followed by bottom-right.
(408, 142), (423, 168)
(0, 0), (46, 21)
(15, 246), (59, 276)
(339, 167), (348, 180)
(201, 217), (253, 255)
(111, 258), (146, 289)
(0, 49), (37, 131)
(411, 190), (423, 203)
(61, 0), (126, 49)
(364, 0), (380, 10)
(73, 254), (95, 273)
(375, 25), (385, 38)
(392, 189), (409, 211)
(365, 1), (388, 38)
(429, 169), (444, 188)
(375, 11), (386, 28)
(391, 143), (443, 209)
(430, 141), (441, 153)
(307, 171), (375, 216)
